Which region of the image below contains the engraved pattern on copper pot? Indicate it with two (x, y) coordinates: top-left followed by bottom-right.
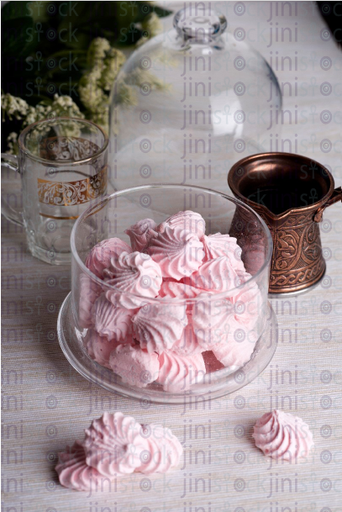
(228, 152), (342, 294)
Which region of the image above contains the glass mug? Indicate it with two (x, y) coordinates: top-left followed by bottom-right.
(1, 117), (108, 265)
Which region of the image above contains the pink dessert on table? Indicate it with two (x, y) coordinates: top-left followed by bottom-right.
(55, 412), (183, 491)
(253, 410), (314, 462)
(79, 210), (263, 392)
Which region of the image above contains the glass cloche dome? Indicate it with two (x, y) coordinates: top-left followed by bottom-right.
(109, 5), (282, 192)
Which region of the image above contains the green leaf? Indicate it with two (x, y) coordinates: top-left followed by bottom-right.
(2, 17), (37, 57)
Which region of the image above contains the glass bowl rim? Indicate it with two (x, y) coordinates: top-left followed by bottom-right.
(18, 116), (109, 166)
(70, 183), (273, 304)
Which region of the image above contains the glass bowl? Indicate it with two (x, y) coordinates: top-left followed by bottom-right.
(109, 5), (282, 192)
(58, 185), (277, 404)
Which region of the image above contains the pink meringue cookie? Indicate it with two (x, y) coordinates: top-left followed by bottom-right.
(93, 294), (134, 342)
(229, 272), (262, 329)
(191, 295), (233, 349)
(157, 351), (206, 392)
(83, 412), (148, 477)
(137, 423), (183, 474)
(55, 441), (101, 492)
(211, 322), (258, 368)
(172, 321), (204, 356)
(132, 302), (187, 353)
(125, 218), (158, 252)
(202, 233), (245, 271)
(85, 238), (132, 279)
(253, 410), (314, 462)
(158, 279), (203, 300)
(104, 251), (162, 309)
(208, 277), (262, 367)
(85, 329), (122, 369)
(79, 273), (102, 329)
(109, 344), (159, 387)
(160, 210), (206, 238)
(146, 225), (205, 281)
(188, 256), (242, 293)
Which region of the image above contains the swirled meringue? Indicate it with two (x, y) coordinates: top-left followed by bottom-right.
(132, 302), (187, 353)
(146, 226), (205, 280)
(93, 294), (134, 342)
(253, 410), (314, 462)
(191, 295), (233, 349)
(85, 329), (122, 369)
(125, 218), (158, 252)
(137, 423), (183, 474)
(211, 321), (258, 368)
(85, 238), (132, 278)
(160, 210), (206, 238)
(158, 279), (203, 299)
(55, 441), (101, 491)
(228, 271), (263, 329)
(79, 274), (102, 328)
(56, 413), (184, 491)
(104, 251), (162, 308)
(188, 256), (242, 292)
(109, 344), (159, 387)
(83, 412), (147, 477)
(202, 233), (245, 271)
(172, 321), (203, 356)
(157, 351), (206, 392)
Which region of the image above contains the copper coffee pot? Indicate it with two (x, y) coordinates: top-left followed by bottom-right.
(228, 152), (342, 295)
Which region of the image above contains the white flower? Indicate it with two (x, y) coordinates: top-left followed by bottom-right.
(136, 13), (162, 46)
(100, 48), (126, 91)
(78, 39), (126, 131)
(1, 93), (30, 121)
(6, 132), (18, 155)
(87, 38), (111, 67)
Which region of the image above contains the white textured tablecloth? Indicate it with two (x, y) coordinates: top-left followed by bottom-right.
(2, 2), (342, 511)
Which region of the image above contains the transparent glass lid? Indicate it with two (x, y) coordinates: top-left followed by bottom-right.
(109, 4), (282, 193)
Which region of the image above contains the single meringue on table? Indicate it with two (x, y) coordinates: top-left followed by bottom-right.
(83, 412), (148, 477)
(253, 410), (314, 462)
(55, 441), (101, 492)
(55, 412), (183, 491)
(138, 423), (183, 474)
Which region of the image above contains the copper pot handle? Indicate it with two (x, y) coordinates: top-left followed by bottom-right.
(314, 186), (342, 222)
